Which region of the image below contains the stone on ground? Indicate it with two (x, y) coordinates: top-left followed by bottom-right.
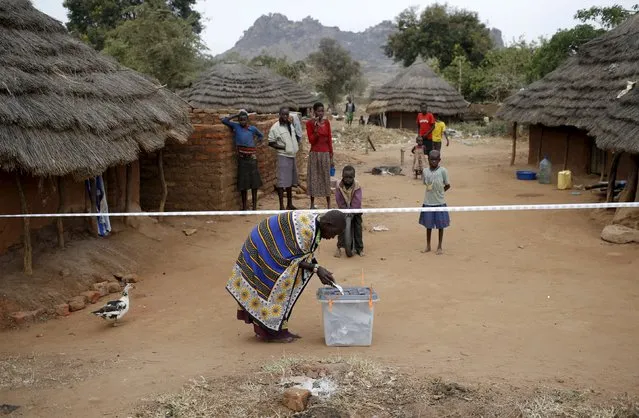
(92, 282), (110, 297)
(282, 388), (311, 412)
(68, 296), (87, 312)
(81, 291), (102, 304)
(123, 273), (139, 283)
(10, 309), (44, 325)
(107, 282), (122, 293)
(601, 224), (639, 244)
(55, 304), (70, 317)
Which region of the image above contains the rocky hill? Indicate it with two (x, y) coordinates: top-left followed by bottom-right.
(221, 14), (504, 87)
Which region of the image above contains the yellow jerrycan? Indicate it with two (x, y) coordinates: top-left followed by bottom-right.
(558, 170), (572, 190)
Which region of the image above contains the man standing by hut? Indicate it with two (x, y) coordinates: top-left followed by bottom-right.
(417, 103), (436, 155)
(269, 107), (299, 210)
(222, 110), (264, 211)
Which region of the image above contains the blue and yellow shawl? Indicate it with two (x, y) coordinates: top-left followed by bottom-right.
(226, 212), (321, 331)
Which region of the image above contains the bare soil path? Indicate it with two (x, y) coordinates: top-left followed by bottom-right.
(1, 137), (638, 417)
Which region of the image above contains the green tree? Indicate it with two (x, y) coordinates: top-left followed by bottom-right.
(63, 0), (202, 50)
(249, 55), (307, 82)
(528, 24), (605, 81)
(575, 4), (638, 29)
(102, 0), (204, 89)
(481, 40), (537, 101)
(307, 38), (363, 108)
(384, 4), (493, 68)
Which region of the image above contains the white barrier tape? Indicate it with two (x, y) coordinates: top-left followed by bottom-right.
(0, 202), (638, 218)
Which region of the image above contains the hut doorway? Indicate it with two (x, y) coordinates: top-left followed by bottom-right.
(590, 141), (606, 175)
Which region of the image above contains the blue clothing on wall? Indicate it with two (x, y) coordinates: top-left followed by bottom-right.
(222, 118), (264, 147)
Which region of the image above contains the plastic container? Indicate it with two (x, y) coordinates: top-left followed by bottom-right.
(516, 170), (537, 180)
(538, 157), (552, 184)
(330, 166), (336, 177)
(558, 170), (572, 190)
(316, 286), (379, 347)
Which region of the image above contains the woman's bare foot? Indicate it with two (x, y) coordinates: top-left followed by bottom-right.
(283, 330), (302, 339)
(421, 247), (431, 253)
(334, 248), (342, 258)
(257, 334), (295, 343)
(357, 250), (365, 257)
(436, 248), (443, 255)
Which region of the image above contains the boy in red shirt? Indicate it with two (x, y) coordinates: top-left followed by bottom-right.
(416, 103), (435, 155)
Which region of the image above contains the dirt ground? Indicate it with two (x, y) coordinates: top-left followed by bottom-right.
(1, 133), (638, 417)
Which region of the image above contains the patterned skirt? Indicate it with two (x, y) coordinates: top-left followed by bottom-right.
(307, 152), (331, 197)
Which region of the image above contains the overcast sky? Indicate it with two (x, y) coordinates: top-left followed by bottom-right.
(33, 0), (637, 54)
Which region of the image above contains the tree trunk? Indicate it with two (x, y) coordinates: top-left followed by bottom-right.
(15, 175), (32, 275)
(56, 177), (65, 248)
(510, 122), (517, 166)
(158, 150), (167, 219)
(606, 152), (623, 203)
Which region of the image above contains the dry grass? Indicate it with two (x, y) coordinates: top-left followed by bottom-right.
(0, 353), (116, 390)
(134, 356), (639, 418)
(517, 388), (639, 418)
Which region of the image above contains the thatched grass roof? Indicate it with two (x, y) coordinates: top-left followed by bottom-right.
(0, 0), (192, 179)
(366, 60), (468, 115)
(497, 14), (639, 130)
(182, 62), (312, 113)
(253, 66), (315, 110)
(588, 84), (639, 153)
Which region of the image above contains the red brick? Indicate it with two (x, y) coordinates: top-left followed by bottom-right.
(55, 304), (70, 317)
(10, 309), (44, 325)
(81, 290), (101, 304)
(68, 296), (86, 312)
(282, 388), (311, 412)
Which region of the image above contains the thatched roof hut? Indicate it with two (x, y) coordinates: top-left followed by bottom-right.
(496, 15), (639, 180)
(589, 85), (639, 154)
(182, 62), (312, 114)
(497, 14), (639, 129)
(252, 65), (315, 111)
(0, 0), (192, 180)
(367, 60), (469, 117)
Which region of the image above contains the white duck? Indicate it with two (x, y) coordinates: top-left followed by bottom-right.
(92, 283), (134, 326)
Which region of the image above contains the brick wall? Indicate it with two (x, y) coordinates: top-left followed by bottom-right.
(140, 109), (307, 211)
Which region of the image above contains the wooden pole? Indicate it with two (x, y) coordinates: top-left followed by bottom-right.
(158, 150), (167, 219)
(125, 163), (135, 226)
(606, 152), (623, 203)
(537, 126), (544, 163)
(56, 177), (65, 248)
(620, 154), (639, 203)
(400, 149), (405, 166)
(88, 178), (99, 237)
(510, 122), (518, 166)
(15, 175), (32, 275)
(563, 133), (571, 171)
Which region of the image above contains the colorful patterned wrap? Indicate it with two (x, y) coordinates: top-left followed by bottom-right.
(226, 212), (321, 331)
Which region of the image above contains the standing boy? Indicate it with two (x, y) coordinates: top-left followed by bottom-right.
(335, 165), (364, 257)
(345, 97), (356, 126)
(418, 150), (451, 255)
(416, 103), (435, 155)
(221, 110), (264, 211)
(268, 107), (299, 210)
(431, 114), (449, 151)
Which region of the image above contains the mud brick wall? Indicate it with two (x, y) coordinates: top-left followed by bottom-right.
(140, 109), (306, 211)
